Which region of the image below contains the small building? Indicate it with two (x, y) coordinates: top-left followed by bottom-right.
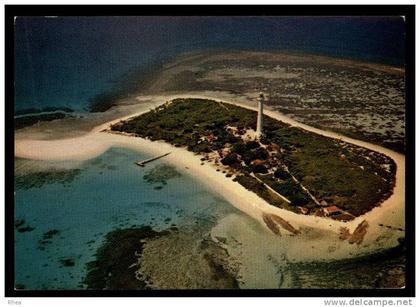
(251, 159), (265, 166)
(323, 206), (341, 216)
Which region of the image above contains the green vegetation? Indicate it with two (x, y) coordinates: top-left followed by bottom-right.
(112, 98), (396, 219)
(234, 175), (295, 211)
(112, 99), (256, 150)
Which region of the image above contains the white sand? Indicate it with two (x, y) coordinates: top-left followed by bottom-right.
(14, 94), (405, 251)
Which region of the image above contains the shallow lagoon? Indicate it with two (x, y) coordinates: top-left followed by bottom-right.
(14, 147), (243, 289)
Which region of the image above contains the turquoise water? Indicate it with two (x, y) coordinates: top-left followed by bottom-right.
(14, 147), (405, 289)
(14, 147), (239, 290)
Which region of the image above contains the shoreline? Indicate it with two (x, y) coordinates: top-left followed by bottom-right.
(14, 94), (405, 254)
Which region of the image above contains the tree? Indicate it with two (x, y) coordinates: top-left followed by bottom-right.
(274, 169), (289, 180)
(232, 143), (247, 155)
(221, 153), (239, 166)
(252, 164), (268, 174)
(254, 147), (269, 160)
(245, 141), (260, 150)
(288, 193), (310, 206)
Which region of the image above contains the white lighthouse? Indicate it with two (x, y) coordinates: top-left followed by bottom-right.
(256, 92), (265, 139)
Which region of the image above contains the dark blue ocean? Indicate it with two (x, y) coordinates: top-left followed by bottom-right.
(14, 16), (405, 112)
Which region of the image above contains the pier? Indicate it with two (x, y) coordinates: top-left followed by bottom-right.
(135, 152), (171, 167)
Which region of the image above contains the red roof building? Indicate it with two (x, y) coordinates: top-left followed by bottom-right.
(251, 159), (265, 166)
(323, 206), (341, 215)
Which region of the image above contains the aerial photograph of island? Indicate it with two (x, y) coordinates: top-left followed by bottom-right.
(12, 15), (407, 291)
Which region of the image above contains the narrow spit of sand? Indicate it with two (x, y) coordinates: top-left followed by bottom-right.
(14, 94), (405, 249)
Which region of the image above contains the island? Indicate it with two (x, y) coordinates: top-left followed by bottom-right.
(12, 16), (408, 291)
(110, 98), (396, 222)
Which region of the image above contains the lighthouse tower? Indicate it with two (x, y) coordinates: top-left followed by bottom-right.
(256, 92), (265, 139)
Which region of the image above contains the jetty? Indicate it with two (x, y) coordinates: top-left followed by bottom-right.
(135, 152), (171, 167)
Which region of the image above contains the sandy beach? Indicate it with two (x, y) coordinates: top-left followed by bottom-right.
(14, 93), (405, 256)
